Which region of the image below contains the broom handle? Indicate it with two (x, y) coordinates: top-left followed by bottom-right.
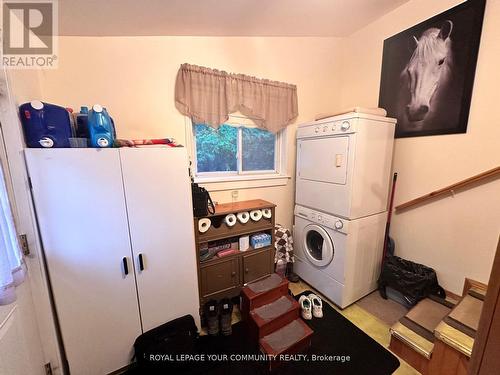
(382, 173), (398, 261)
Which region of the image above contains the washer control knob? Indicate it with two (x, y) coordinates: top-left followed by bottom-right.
(317, 215), (322, 221)
(341, 121), (351, 131)
(323, 126), (328, 132)
(315, 126), (320, 133)
(334, 220), (344, 230)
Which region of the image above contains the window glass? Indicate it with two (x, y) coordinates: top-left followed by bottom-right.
(195, 124), (237, 172)
(241, 127), (276, 171)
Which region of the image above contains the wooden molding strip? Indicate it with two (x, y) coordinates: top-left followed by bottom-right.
(463, 278), (488, 297)
(395, 166), (500, 212)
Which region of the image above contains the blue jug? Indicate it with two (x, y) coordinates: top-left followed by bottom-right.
(88, 104), (115, 148)
(19, 101), (73, 148)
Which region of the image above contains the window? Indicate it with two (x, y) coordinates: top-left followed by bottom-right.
(193, 122), (282, 178)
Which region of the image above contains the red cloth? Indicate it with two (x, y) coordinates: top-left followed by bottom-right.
(114, 138), (182, 147)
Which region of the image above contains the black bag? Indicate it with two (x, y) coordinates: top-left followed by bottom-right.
(133, 315), (199, 373)
(378, 255), (446, 306)
(191, 183), (215, 217)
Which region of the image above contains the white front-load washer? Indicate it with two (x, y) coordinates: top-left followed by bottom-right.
(294, 204), (387, 308)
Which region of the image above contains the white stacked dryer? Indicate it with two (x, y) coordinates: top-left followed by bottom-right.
(294, 112), (396, 308)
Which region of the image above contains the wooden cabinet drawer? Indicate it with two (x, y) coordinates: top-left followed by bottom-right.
(243, 249), (272, 284)
(200, 258), (240, 298)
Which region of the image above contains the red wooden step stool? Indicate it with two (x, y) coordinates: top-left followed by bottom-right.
(240, 273), (289, 321)
(241, 273), (313, 371)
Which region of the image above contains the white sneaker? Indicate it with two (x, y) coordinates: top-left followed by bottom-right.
(298, 295), (312, 320)
(308, 293), (323, 318)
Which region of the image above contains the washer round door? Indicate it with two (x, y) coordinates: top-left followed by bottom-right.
(302, 224), (334, 267)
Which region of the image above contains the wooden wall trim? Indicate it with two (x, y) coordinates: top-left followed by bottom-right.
(463, 278), (488, 297)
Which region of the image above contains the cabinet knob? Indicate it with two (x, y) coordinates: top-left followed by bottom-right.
(245, 268), (249, 273)
(231, 271), (236, 277)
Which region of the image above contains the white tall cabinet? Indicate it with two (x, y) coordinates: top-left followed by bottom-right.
(25, 148), (200, 375)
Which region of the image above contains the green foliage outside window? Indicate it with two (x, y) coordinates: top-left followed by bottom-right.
(194, 124), (276, 173)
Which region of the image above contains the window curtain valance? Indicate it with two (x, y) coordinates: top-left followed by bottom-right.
(175, 64), (298, 133)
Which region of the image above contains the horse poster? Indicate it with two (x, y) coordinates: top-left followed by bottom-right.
(379, 0), (486, 138)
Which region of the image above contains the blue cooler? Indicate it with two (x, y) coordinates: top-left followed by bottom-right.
(88, 104), (115, 148)
(19, 101), (73, 148)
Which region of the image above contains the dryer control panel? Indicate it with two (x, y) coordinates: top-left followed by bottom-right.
(294, 205), (348, 234)
(297, 119), (356, 139)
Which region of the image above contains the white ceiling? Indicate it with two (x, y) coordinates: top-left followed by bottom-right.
(58, 0), (409, 37)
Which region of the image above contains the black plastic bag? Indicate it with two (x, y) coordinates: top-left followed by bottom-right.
(133, 315), (201, 374)
(378, 255), (445, 306)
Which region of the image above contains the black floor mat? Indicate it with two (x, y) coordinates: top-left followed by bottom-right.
(282, 290), (400, 374)
(127, 290), (400, 374)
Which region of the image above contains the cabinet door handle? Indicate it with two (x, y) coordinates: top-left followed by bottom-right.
(122, 257), (129, 276)
(138, 253), (145, 271)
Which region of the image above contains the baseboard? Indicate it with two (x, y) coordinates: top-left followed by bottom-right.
(462, 278), (488, 297)
(444, 289), (462, 302)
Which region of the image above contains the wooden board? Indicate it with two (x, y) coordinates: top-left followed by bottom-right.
(405, 299), (451, 336)
(389, 336), (430, 375)
(207, 199), (276, 217)
(462, 278), (488, 297)
(447, 295), (483, 334)
(428, 340), (469, 375)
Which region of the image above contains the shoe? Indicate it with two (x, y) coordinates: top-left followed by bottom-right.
(204, 300), (219, 336)
(219, 298), (233, 336)
(308, 293), (323, 318)
(298, 295), (312, 320)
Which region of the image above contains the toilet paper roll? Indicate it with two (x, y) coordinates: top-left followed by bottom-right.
(262, 208), (272, 219)
(198, 218), (211, 233)
(237, 211), (250, 224)
(225, 214), (237, 227)
(250, 209), (263, 221)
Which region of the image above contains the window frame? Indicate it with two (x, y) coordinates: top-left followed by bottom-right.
(185, 115), (289, 189)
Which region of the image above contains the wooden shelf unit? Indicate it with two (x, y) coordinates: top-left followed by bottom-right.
(194, 199), (276, 310)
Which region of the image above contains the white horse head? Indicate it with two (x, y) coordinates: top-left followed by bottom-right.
(401, 20), (453, 125)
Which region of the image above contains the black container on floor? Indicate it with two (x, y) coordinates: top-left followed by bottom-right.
(378, 255), (446, 306)
(133, 315), (199, 373)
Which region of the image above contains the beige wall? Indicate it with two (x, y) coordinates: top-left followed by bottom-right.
(11, 1), (500, 294)
(29, 36), (344, 228)
(340, 0), (500, 294)
(8, 70), (43, 104)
